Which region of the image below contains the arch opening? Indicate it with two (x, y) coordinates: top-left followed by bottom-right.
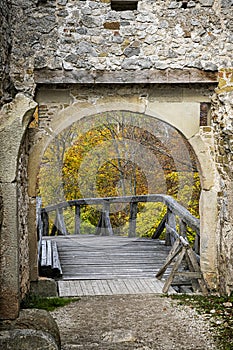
(27, 91), (219, 291)
(37, 111), (201, 244)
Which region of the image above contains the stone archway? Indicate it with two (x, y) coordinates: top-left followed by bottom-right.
(0, 94), (37, 319)
(28, 86), (219, 290)
(0, 85), (221, 321)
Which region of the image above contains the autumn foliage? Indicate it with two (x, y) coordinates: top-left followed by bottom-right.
(38, 112), (201, 238)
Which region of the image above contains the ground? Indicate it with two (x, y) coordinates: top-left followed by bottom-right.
(51, 294), (217, 350)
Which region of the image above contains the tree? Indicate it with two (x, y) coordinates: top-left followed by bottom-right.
(62, 112), (200, 232)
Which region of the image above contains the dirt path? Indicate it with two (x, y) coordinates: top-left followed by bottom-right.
(51, 295), (217, 350)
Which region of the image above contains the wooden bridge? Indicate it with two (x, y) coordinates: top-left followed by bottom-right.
(37, 195), (208, 296)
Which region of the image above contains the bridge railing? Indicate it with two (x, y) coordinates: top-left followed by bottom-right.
(38, 194), (200, 255)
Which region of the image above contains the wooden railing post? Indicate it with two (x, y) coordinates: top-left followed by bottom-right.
(194, 233), (200, 255)
(152, 211), (167, 239)
(179, 219), (187, 239)
(96, 202), (114, 236)
(129, 201), (137, 237)
(74, 205), (81, 235)
(41, 211), (49, 236)
(166, 208), (176, 246)
(51, 208), (68, 235)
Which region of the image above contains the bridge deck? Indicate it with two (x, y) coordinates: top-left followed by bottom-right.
(48, 235), (175, 296)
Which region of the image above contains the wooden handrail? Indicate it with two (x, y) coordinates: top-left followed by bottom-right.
(40, 194), (200, 233)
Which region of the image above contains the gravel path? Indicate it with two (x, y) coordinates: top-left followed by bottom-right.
(51, 295), (217, 350)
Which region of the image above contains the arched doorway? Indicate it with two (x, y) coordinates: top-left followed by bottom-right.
(28, 90), (219, 290)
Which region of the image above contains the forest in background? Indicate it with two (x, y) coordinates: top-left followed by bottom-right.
(38, 112), (200, 240)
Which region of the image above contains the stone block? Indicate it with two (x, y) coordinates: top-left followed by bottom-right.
(189, 134), (217, 191)
(0, 94), (37, 183)
(199, 189), (218, 288)
(0, 309), (61, 349)
(0, 182), (19, 320)
(28, 198), (39, 281)
(36, 89), (71, 104)
(104, 22), (120, 30)
(145, 101), (200, 139)
(0, 330), (59, 350)
(30, 278), (58, 297)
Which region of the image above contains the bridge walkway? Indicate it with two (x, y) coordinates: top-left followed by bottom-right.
(47, 235), (176, 296)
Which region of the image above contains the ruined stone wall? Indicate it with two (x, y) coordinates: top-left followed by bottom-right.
(17, 132), (30, 299)
(9, 0), (233, 93)
(0, 0), (231, 300)
(0, 0), (16, 106)
(212, 69), (233, 295)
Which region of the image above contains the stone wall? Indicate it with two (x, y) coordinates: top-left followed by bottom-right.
(212, 69), (233, 295)
(9, 0), (233, 93)
(0, 94), (37, 319)
(17, 132), (30, 299)
(0, 0), (232, 310)
(0, 0), (16, 106)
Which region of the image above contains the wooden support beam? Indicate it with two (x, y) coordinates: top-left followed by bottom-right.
(156, 239), (182, 279)
(152, 212), (167, 239)
(162, 246), (186, 293)
(166, 209), (176, 246)
(51, 209), (68, 235)
(74, 205), (81, 235)
(179, 219), (187, 239)
(186, 247), (208, 295)
(95, 203), (114, 236)
(41, 211), (49, 236)
(129, 202), (137, 237)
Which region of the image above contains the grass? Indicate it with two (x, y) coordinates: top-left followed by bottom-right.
(169, 294), (233, 350)
(21, 294), (80, 312)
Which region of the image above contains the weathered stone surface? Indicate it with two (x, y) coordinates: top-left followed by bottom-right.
(102, 329), (137, 343)
(0, 0), (16, 106)
(0, 329), (59, 350)
(0, 309), (60, 349)
(34, 68), (218, 84)
(211, 70), (233, 294)
(0, 94), (37, 182)
(0, 0), (232, 312)
(0, 182), (20, 320)
(199, 189), (219, 289)
(1, 0), (229, 92)
(0, 94), (37, 320)
(30, 278), (58, 297)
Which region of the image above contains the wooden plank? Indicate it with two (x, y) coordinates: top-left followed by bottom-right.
(58, 278), (176, 297)
(40, 240), (47, 267)
(68, 280), (78, 297)
(58, 280), (70, 297)
(57, 208), (68, 235)
(99, 280), (114, 295)
(46, 240), (52, 267)
(186, 248), (209, 295)
(166, 210), (176, 246)
(73, 281), (84, 296)
(174, 272), (202, 279)
(156, 245), (182, 279)
(41, 211), (49, 237)
(47, 236), (177, 287)
(51, 240), (62, 277)
(82, 280), (96, 295)
(152, 212), (167, 239)
(74, 205), (81, 235)
(163, 247), (186, 293)
(129, 202), (137, 238)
